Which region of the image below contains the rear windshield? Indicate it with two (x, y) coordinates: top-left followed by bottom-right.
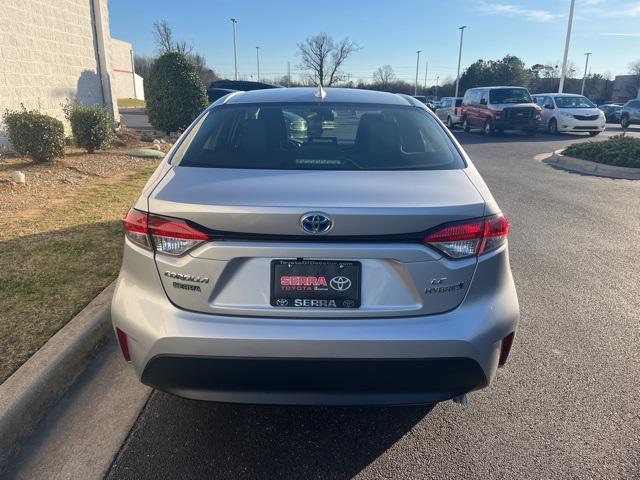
(173, 103), (464, 171)
(554, 96), (595, 109)
(489, 88), (532, 104)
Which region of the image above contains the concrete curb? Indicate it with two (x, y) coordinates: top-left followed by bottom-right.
(0, 282), (116, 468)
(543, 149), (640, 180)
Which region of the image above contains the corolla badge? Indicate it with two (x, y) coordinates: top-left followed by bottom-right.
(300, 212), (333, 235)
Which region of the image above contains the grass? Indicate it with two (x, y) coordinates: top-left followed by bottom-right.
(563, 134), (640, 168)
(117, 98), (146, 108)
(0, 166), (156, 383)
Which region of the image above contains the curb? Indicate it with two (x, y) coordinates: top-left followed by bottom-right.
(543, 150), (640, 180)
(0, 282), (115, 468)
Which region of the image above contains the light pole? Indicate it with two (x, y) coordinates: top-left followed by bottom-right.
(455, 26), (466, 98)
(230, 18), (238, 80)
(581, 52), (591, 96)
(256, 46), (260, 82)
(414, 50), (422, 96)
(558, 0), (575, 93)
(424, 61), (429, 89)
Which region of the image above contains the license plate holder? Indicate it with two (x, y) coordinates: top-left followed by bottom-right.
(271, 260), (361, 309)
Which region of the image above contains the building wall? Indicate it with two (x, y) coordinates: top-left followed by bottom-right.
(111, 37), (144, 100)
(0, 0), (118, 146)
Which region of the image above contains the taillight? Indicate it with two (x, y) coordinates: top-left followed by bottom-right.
(122, 208), (208, 256)
(424, 213), (510, 259)
(148, 215), (208, 256)
(122, 209), (150, 250)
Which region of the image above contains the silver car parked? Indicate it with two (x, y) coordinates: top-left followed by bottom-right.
(435, 97), (463, 128)
(112, 87), (519, 406)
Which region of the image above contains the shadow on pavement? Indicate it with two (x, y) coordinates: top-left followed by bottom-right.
(107, 391), (433, 480)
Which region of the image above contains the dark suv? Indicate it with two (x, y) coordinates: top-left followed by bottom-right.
(620, 99), (640, 128)
(207, 80), (282, 103)
(461, 87), (541, 135)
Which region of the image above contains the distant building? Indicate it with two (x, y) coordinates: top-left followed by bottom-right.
(612, 74), (640, 103)
(111, 38), (145, 101)
(0, 0), (142, 147)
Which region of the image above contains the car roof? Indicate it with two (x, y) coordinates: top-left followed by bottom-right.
(536, 93), (586, 97)
(224, 87), (413, 106)
(467, 86), (529, 90)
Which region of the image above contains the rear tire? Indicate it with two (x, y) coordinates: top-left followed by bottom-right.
(482, 118), (494, 136)
(620, 115), (630, 129)
(462, 117), (470, 132)
(548, 118), (559, 135)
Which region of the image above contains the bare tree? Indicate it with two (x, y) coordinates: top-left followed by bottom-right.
(372, 65), (396, 87)
(297, 33), (360, 86)
(153, 20), (192, 56)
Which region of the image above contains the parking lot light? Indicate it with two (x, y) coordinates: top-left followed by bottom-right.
(455, 26), (466, 98)
(558, 0), (576, 93)
(230, 18), (238, 80)
(581, 52), (592, 96)
(415, 50), (422, 96)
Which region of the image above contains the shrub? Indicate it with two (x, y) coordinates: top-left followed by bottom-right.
(63, 101), (114, 153)
(2, 108), (65, 162)
(145, 52), (208, 133)
(563, 135), (640, 168)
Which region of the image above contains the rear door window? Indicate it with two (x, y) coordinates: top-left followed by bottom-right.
(173, 103), (465, 171)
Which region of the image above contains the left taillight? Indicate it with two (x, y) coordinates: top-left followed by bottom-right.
(423, 213), (510, 259)
(122, 208), (208, 256)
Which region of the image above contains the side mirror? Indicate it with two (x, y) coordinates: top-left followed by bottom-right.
(480, 98), (487, 105)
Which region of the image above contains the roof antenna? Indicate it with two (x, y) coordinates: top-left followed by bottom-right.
(314, 84), (326, 100)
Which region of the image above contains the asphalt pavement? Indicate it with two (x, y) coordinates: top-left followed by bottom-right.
(37, 124), (640, 479)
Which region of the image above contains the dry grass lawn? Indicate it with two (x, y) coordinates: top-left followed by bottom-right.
(0, 149), (158, 383)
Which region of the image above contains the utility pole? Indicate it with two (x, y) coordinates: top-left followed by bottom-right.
(230, 18), (238, 80)
(455, 26), (466, 98)
(424, 61), (428, 89)
(558, 0), (575, 93)
(581, 52), (591, 96)
(415, 50), (421, 96)
(287, 61), (291, 87)
(255, 46), (260, 82)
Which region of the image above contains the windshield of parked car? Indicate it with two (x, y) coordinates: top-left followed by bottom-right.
(489, 88), (532, 104)
(173, 103), (464, 171)
(554, 96), (596, 109)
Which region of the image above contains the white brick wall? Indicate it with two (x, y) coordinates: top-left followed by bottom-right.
(0, 0), (118, 146)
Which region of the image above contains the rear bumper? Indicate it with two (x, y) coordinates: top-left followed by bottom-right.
(111, 244), (519, 405)
(141, 356), (487, 405)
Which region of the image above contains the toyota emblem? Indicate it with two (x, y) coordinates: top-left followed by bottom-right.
(300, 212), (333, 235)
(330, 276), (352, 291)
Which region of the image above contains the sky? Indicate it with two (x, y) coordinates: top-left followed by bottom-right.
(108, 0), (640, 85)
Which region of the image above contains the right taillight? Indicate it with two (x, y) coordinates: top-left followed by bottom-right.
(122, 208), (208, 256)
(424, 213), (510, 259)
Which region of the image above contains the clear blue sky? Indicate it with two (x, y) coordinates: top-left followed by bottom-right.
(108, 0), (640, 84)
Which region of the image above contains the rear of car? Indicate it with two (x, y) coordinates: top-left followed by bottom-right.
(535, 94), (605, 136)
(435, 97), (463, 128)
(598, 104), (622, 123)
(620, 99), (640, 128)
(461, 87), (540, 135)
(111, 88), (519, 406)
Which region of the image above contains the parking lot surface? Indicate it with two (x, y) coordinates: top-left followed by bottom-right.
(106, 128), (640, 480)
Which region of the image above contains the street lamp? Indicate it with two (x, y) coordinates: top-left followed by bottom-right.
(230, 18), (238, 80)
(558, 0), (576, 93)
(581, 52), (592, 96)
(455, 26), (466, 98)
(415, 50), (422, 96)
(424, 61), (428, 89)
(256, 46), (260, 82)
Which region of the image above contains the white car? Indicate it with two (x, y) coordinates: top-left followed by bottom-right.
(533, 94), (605, 136)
